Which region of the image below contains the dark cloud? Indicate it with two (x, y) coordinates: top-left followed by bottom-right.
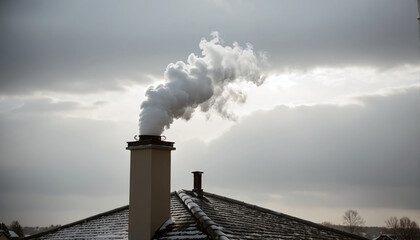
(173, 86), (420, 210)
(1, 0), (417, 95)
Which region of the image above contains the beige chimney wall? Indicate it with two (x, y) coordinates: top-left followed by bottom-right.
(126, 137), (175, 240)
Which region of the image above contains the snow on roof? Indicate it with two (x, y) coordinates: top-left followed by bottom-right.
(175, 190), (367, 240)
(26, 191), (368, 240)
(26, 193), (207, 240)
(9, 231), (19, 238)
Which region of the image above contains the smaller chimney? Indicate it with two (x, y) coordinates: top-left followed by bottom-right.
(192, 171), (203, 197)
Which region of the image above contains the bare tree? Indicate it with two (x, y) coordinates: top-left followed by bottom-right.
(384, 216), (419, 240)
(342, 209), (365, 233)
(385, 216), (399, 235)
(399, 217), (418, 240)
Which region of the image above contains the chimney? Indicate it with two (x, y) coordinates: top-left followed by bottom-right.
(192, 171), (203, 197)
(126, 135), (175, 240)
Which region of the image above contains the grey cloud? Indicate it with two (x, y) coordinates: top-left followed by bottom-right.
(174, 86), (420, 209)
(0, 86), (418, 226)
(0, 97), (111, 119)
(0, 96), (134, 224)
(9, 98), (83, 115)
(1, 0), (418, 95)
(0, 110), (133, 225)
(0, 115), (131, 196)
(93, 100), (108, 106)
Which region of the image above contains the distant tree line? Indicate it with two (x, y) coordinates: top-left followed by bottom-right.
(22, 224), (61, 236)
(384, 216), (419, 240)
(4, 220), (61, 238)
(321, 210), (419, 240)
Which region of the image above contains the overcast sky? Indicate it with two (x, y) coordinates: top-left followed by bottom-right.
(0, 0), (419, 227)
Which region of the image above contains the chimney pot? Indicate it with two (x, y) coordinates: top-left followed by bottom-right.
(192, 171), (203, 197)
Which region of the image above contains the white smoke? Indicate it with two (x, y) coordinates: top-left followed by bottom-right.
(139, 32), (266, 135)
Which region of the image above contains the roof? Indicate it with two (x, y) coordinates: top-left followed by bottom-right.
(25, 193), (206, 240)
(0, 223), (19, 239)
(8, 231), (18, 238)
(373, 234), (396, 240)
(26, 191), (367, 240)
(26, 205), (129, 239)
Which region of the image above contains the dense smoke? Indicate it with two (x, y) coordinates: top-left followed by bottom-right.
(139, 32), (266, 135)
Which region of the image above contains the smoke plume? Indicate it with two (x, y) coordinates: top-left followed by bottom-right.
(139, 32), (266, 135)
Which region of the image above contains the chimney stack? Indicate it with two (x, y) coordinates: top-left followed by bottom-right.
(192, 171), (203, 197)
(126, 135), (175, 240)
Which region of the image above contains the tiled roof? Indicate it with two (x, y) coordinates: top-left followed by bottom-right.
(177, 190), (367, 240)
(26, 205), (129, 240)
(26, 191), (367, 240)
(26, 193), (208, 240)
(1, 223), (19, 239)
(9, 231), (19, 238)
(153, 193), (209, 240)
(373, 234), (396, 240)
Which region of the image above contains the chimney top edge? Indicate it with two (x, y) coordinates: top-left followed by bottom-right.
(126, 137), (175, 150)
(126, 144), (175, 150)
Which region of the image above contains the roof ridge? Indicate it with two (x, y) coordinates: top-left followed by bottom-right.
(176, 190), (229, 240)
(203, 191), (368, 240)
